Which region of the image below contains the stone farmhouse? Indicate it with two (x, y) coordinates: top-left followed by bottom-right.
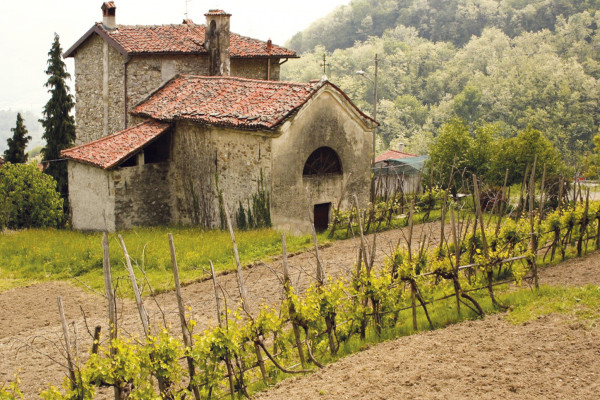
(61, 2), (376, 233)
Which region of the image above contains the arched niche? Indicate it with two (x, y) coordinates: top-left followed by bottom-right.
(302, 146), (342, 177)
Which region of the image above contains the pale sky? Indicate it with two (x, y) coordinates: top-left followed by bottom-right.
(0, 0), (348, 113)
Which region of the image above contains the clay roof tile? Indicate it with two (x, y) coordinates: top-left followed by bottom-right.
(61, 120), (171, 169)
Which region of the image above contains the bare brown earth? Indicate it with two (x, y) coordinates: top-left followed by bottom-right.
(0, 222), (598, 398)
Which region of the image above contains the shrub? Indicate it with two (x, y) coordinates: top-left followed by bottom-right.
(0, 163), (63, 229)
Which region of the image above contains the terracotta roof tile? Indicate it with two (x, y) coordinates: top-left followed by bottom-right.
(65, 23), (297, 58)
(132, 75), (326, 130)
(375, 149), (418, 163)
(61, 120), (171, 169)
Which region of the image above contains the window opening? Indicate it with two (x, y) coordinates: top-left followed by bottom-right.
(144, 130), (171, 164)
(303, 146), (342, 176)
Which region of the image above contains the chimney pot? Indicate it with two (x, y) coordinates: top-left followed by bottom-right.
(267, 39), (272, 52)
(101, 2), (117, 29)
(398, 143), (404, 152)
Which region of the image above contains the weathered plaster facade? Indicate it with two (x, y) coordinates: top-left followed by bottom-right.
(67, 85), (373, 232)
(67, 161), (116, 231)
(271, 88), (372, 233)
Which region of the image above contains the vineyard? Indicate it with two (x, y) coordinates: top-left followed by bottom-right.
(1, 169), (600, 399)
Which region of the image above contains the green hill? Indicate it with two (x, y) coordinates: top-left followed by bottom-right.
(283, 1), (600, 163)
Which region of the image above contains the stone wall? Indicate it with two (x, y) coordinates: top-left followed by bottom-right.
(170, 121), (273, 228)
(74, 35), (285, 145)
(68, 161), (116, 231)
(74, 35), (124, 145)
(270, 87), (373, 233)
(231, 58), (280, 80)
(113, 156), (172, 229)
(126, 55), (211, 111)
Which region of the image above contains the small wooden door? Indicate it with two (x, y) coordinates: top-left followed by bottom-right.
(313, 203), (331, 232)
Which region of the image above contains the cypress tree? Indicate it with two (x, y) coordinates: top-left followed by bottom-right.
(40, 33), (75, 212)
(4, 113), (31, 163)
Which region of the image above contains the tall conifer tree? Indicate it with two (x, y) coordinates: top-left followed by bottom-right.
(40, 33), (75, 211)
(4, 113), (31, 163)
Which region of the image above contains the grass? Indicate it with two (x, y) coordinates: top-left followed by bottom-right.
(0, 207), (445, 296)
(504, 285), (600, 325)
(0, 226), (326, 295)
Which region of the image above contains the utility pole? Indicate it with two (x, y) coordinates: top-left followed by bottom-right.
(356, 54), (379, 202)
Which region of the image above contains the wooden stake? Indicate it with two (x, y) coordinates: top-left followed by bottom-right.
(118, 235), (149, 337)
(281, 234), (307, 369)
(102, 233), (117, 342)
(223, 205), (250, 313)
(102, 233), (122, 400)
(306, 202), (326, 285)
(210, 261), (236, 399)
(528, 157), (539, 289)
(57, 297), (76, 387)
(168, 234), (201, 400)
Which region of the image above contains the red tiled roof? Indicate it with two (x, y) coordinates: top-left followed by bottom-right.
(375, 149), (418, 163)
(132, 75), (328, 130)
(64, 22), (297, 58)
(61, 120), (171, 169)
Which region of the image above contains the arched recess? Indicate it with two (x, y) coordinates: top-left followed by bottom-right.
(302, 146), (342, 176)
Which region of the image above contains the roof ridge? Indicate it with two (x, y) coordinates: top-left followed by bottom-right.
(178, 74), (317, 88)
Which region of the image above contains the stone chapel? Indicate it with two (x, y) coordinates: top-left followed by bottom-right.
(62, 2), (376, 233)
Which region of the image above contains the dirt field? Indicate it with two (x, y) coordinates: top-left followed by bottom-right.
(1, 223), (598, 398)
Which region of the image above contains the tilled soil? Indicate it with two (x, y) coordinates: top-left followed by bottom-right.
(254, 313), (600, 400)
(0, 223), (598, 398)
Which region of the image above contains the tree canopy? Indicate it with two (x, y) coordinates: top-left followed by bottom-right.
(283, 7), (600, 164)
(0, 163), (64, 229)
(3, 113), (31, 164)
(40, 33), (75, 212)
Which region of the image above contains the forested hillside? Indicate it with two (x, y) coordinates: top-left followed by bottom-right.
(283, 0), (600, 164)
(289, 0), (600, 52)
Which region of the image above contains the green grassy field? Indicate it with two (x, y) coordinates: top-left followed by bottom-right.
(0, 227), (325, 295)
(0, 207), (443, 295)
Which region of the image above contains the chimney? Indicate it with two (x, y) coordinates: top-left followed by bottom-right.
(101, 2), (117, 30)
(205, 9), (231, 76)
(397, 143), (404, 152)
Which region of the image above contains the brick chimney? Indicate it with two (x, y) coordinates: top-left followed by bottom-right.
(205, 10), (231, 76)
(102, 2), (117, 30)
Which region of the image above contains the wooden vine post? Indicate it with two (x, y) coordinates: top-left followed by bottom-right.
(168, 234), (202, 400)
(306, 200), (337, 355)
(449, 208), (461, 316)
(102, 233), (124, 400)
(281, 234), (307, 369)
(118, 235), (149, 336)
(209, 260), (236, 399)
(473, 175), (507, 310)
(528, 157), (539, 289)
(223, 205), (269, 386)
(57, 296), (77, 388)
(119, 235), (174, 397)
(353, 195), (379, 336)
(407, 201), (418, 331)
